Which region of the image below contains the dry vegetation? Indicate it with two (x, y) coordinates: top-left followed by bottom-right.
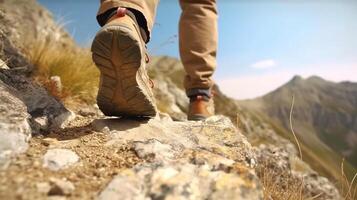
(258, 165), (306, 200)
(340, 160), (357, 200)
(257, 162), (357, 200)
(24, 39), (99, 105)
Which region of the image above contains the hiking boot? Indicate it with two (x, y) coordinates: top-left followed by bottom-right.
(91, 8), (157, 117)
(187, 95), (215, 121)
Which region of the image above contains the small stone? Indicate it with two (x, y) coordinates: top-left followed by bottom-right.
(36, 182), (51, 193)
(14, 177), (25, 184)
(0, 59), (9, 69)
(48, 178), (75, 196)
(43, 149), (79, 171)
(77, 106), (99, 117)
(41, 138), (59, 147)
(47, 196), (67, 200)
(33, 116), (49, 131)
(158, 112), (173, 122)
(98, 174), (145, 200)
(99, 163), (263, 200)
(134, 139), (175, 162)
(0, 80), (31, 169)
(52, 111), (76, 129)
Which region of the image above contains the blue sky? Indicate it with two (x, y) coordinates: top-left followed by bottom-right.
(38, 0), (357, 99)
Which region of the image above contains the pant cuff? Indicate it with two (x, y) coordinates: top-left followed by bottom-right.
(186, 88), (211, 98)
(97, 1), (151, 42)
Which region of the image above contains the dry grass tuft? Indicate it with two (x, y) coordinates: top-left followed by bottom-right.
(258, 163), (305, 200)
(340, 159), (357, 200)
(24, 39), (99, 105)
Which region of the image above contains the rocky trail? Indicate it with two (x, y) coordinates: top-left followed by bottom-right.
(0, 111), (140, 199)
(1, 107), (264, 199)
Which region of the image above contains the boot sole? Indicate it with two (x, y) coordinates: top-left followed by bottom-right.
(187, 115), (207, 121)
(91, 25), (157, 117)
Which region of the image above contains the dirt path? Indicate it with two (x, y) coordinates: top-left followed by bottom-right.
(0, 115), (142, 200)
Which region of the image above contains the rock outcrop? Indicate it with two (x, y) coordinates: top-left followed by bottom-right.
(95, 116), (263, 200)
(0, 80), (31, 169)
(0, 0), (75, 168)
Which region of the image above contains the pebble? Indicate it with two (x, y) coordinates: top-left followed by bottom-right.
(36, 182), (51, 194)
(43, 149), (79, 171)
(48, 178), (75, 196)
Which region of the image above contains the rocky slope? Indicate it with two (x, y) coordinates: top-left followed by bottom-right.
(0, 1), (345, 199)
(0, 0), (74, 168)
(240, 76), (357, 179)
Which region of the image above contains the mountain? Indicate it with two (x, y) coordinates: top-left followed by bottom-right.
(239, 75), (357, 179)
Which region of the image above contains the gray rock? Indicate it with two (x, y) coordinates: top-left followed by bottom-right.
(300, 173), (342, 200)
(77, 104), (103, 117)
(97, 116), (263, 200)
(133, 139), (176, 163)
(98, 174), (146, 200)
(48, 178), (75, 196)
(0, 80), (31, 169)
(94, 116), (255, 166)
(254, 144), (342, 200)
(153, 79), (188, 121)
(43, 149), (79, 171)
(0, 70), (74, 131)
(99, 163), (263, 200)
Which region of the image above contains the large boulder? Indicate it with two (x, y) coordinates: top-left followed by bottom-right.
(0, 69), (74, 131)
(0, 80), (31, 169)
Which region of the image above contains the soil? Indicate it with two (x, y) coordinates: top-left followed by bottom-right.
(0, 115), (143, 200)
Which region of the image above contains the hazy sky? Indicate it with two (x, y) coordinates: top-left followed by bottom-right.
(38, 0), (357, 99)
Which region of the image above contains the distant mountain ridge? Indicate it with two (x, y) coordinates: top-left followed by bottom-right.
(240, 75), (357, 176)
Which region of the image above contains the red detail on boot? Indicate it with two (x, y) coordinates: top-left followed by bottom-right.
(116, 7), (127, 18)
(196, 96), (205, 101)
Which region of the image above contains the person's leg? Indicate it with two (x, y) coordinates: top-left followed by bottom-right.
(179, 0), (218, 95)
(98, 0), (159, 42)
(92, 0), (159, 117)
(179, 0), (218, 120)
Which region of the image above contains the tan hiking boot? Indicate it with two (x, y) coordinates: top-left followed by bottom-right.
(187, 95), (215, 121)
(91, 9), (157, 117)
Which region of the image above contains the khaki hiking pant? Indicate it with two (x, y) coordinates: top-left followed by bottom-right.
(98, 0), (218, 94)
